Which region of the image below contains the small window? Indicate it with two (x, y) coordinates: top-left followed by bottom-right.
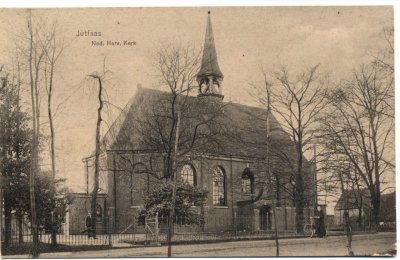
(95, 204), (103, 222)
(242, 177), (251, 193)
(213, 166), (226, 206)
(180, 164), (195, 186)
(241, 169), (254, 194)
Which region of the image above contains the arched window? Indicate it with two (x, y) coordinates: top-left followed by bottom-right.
(213, 166), (226, 206)
(95, 204), (103, 222)
(180, 164), (195, 186)
(241, 169), (254, 194)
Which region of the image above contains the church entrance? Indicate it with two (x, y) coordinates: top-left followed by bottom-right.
(259, 205), (272, 231)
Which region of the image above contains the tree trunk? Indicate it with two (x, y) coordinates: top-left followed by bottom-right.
(357, 206), (362, 229)
(371, 104), (381, 228)
(48, 64), (58, 247)
(271, 201), (279, 257)
(338, 167), (353, 256)
(344, 210), (353, 256)
(28, 15), (39, 257)
(50, 213), (57, 247)
(295, 159), (305, 233)
(167, 100), (181, 258)
(295, 116), (305, 234)
(3, 198), (12, 248)
(371, 193), (380, 228)
(265, 88), (279, 256)
(90, 76), (103, 239)
(29, 136), (39, 258)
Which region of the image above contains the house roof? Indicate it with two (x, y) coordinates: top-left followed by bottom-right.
(96, 87), (296, 160)
(334, 189), (370, 210)
(335, 190), (396, 221)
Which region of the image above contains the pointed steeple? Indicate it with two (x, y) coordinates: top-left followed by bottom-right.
(197, 11), (224, 98)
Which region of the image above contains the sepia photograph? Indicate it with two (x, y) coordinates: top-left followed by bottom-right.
(0, 4), (396, 257)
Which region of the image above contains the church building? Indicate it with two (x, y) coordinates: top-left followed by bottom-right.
(67, 12), (316, 235)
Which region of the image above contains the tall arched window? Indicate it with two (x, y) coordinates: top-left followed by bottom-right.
(241, 169), (254, 194)
(180, 164), (195, 186)
(213, 166), (226, 206)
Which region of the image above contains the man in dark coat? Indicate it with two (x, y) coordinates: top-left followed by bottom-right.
(316, 206), (326, 238)
(91, 214), (97, 239)
(84, 212), (93, 238)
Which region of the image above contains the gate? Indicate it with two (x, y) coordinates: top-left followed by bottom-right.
(145, 213), (160, 243)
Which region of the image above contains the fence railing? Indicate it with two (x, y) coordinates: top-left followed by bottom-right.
(2, 213), (380, 248)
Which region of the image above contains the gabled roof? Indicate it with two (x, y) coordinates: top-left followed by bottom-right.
(97, 87), (295, 160)
(335, 190), (396, 221)
(334, 189), (370, 210)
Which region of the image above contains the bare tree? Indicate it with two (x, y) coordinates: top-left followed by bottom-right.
(253, 66), (328, 233)
(264, 81), (280, 256)
(40, 22), (66, 182)
(155, 44), (198, 258)
(6, 10), (58, 256)
(373, 26), (394, 75)
(321, 61), (394, 227)
(315, 137), (354, 254)
(39, 18), (67, 248)
(87, 58), (109, 238)
(27, 12), (47, 257)
(134, 43), (226, 257)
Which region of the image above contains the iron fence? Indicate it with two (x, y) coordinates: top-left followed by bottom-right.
(2, 212), (379, 249)
(3, 214), (296, 247)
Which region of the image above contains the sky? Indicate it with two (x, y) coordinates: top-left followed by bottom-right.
(0, 6), (394, 209)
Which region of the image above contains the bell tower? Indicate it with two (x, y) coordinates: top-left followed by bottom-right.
(197, 11), (224, 99)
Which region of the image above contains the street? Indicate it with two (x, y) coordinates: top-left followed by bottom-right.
(6, 232), (396, 258)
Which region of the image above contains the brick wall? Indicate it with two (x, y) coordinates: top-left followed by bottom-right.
(78, 150), (315, 233)
(67, 194), (107, 235)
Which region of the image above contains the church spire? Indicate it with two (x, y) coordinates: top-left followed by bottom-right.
(197, 11), (224, 99)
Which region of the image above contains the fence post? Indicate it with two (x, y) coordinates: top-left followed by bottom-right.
(107, 207), (112, 247)
(284, 206), (288, 231)
(198, 213), (201, 234)
(133, 215), (136, 244)
(234, 212), (237, 238)
(155, 212), (159, 241)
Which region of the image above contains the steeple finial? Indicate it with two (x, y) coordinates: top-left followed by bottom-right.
(197, 11), (224, 99)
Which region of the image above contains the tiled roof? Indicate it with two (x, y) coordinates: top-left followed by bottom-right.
(99, 87), (296, 160)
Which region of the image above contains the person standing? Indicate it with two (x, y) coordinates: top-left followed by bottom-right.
(91, 214), (97, 239)
(85, 212), (93, 238)
(316, 206), (326, 238)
